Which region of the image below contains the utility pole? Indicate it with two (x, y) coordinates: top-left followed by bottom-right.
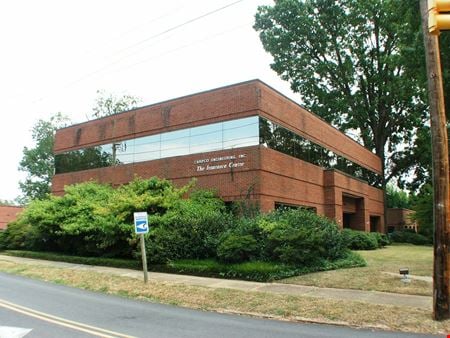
(420, 0), (450, 320)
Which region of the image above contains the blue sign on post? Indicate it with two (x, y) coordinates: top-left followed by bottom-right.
(134, 212), (149, 234)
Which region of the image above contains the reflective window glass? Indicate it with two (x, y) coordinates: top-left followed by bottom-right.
(190, 122), (223, 154)
(134, 134), (161, 162)
(54, 115), (381, 188)
(258, 117), (381, 187)
(55, 144), (114, 174)
(223, 116), (259, 149)
(161, 129), (190, 158)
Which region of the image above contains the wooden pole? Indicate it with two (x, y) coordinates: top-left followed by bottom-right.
(140, 234), (148, 283)
(420, 0), (450, 320)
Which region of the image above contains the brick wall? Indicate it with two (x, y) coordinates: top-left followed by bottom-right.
(256, 82), (382, 174)
(0, 206), (23, 230)
(54, 81), (261, 153)
(259, 147), (384, 231)
(387, 208), (417, 232)
(54, 80), (381, 176)
(53, 146), (262, 202)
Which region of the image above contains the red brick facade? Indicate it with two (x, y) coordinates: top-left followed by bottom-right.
(53, 80), (385, 232)
(386, 208), (417, 232)
(0, 206), (23, 230)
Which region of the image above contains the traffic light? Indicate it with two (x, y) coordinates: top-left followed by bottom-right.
(428, 0), (450, 35)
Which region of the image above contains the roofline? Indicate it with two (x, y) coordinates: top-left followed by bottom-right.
(57, 79), (267, 131)
(56, 79), (377, 159)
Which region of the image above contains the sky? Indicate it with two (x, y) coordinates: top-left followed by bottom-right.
(0, 0), (302, 202)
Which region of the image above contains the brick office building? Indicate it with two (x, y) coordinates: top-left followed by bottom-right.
(53, 80), (384, 232)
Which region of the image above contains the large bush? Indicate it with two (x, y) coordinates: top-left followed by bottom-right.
(4, 177), (192, 258)
(216, 234), (259, 263)
(216, 209), (346, 266)
(145, 190), (232, 263)
(215, 217), (265, 263)
(341, 229), (389, 250)
(263, 209), (345, 265)
(389, 230), (431, 245)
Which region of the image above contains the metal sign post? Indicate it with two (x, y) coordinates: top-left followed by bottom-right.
(134, 212), (149, 283)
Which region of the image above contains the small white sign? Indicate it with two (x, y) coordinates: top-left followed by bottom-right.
(134, 212), (149, 234)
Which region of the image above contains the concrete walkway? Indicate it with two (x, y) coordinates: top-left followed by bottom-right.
(0, 254), (432, 310)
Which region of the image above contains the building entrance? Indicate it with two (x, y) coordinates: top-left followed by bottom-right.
(370, 216), (381, 232)
(342, 195), (365, 231)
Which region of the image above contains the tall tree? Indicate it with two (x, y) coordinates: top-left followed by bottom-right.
(90, 90), (141, 119)
(18, 113), (70, 202)
(394, 13), (450, 191)
(385, 184), (410, 209)
(254, 0), (427, 190)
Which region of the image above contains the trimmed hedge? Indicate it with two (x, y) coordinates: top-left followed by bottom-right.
(156, 250), (366, 282)
(2, 249), (365, 282)
(2, 250), (142, 269)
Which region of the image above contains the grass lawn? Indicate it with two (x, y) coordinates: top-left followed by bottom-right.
(0, 258), (448, 335)
(281, 244), (433, 296)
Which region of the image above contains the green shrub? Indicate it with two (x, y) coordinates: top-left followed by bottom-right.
(3, 177), (195, 258)
(0, 230), (6, 250)
(342, 229), (380, 250)
(216, 234), (259, 263)
(3, 248), (366, 282)
(263, 209), (345, 265)
(0, 221), (46, 251)
(3, 176), (361, 277)
(146, 190), (232, 263)
(162, 250), (365, 282)
(389, 230), (431, 245)
(371, 232), (391, 247)
(3, 250), (141, 269)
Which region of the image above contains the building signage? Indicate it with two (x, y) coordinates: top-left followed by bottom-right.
(194, 154), (247, 172)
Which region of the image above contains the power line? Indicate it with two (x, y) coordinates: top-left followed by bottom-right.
(60, 0), (245, 90)
(112, 22), (251, 75)
(6, 0), (247, 106)
(81, 3), (188, 58)
(111, 0), (244, 56)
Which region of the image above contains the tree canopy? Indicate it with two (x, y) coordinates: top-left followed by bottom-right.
(90, 90), (141, 119)
(385, 184), (410, 209)
(18, 113), (70, 202)
(254, 0), (427, 188)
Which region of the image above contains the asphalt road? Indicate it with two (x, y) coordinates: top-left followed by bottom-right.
(0, 272), (439, 338)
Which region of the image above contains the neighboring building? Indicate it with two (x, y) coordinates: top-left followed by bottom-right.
(0, 205), (23, 230)
(53, 80), (384, 232)
(386, 208), (418, 233)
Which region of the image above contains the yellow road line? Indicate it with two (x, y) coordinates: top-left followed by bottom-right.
(0, 298), (136, 338)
